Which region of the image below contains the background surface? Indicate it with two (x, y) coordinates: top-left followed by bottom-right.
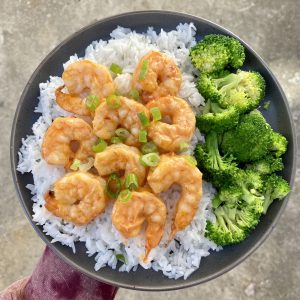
(1, 0), (299, 299)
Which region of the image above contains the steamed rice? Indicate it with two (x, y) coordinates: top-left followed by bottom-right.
(17, 23), (220, 280)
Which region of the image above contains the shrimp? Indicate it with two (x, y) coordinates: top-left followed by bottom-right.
(94, 144), (146, 186)
(112, 190), (167, 261)
(56, 60), (115, 115)
(45, 172), (107, 225)
(146, 96), (196, 152)
(42, 117), (97, 167)
(147, 154), (202, 241)
(92, 96), (150, 146)
(132, 51), (182, 103)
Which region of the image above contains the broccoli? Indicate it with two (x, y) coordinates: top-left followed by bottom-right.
(195, 131), (239, 188)
(221, 110), (273, 162)
(262, 174), (291, 214)
(196, 99), (240, 133)
(246, 155), (284, 175)
(189, 34), (245, 73)
(212, 186), (243, 209)
(197, 70), (265, 113)
(270, 132), (288, 157)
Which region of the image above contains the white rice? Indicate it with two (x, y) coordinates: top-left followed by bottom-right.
(17, 23), (220, 279)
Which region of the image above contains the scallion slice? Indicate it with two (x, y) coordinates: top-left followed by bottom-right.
(139, 60), (149, 80)
(150, 107), (162, 121)
(140, 153), (160, 167)
(128, 88), (140, 101)
(110, 136), (122, 144)
(183, 155), (197, 167)
(125, 173), (139, 191)
(70, 159), (81, 171)
(141, 142), (158, 154)
(116, 253), (126, 264)
(92, 139), (107, 153)
(115, 128), (130, 140)
(105, 173), (121, 199)
(86, 94), (100, 111)
(109, 63), (122, 75)
(106, 95), (121, 109)
(117, 189), (132, 203)
(138, 130), (147, 143)
(137, 112), (150, 127)
(179, 141), (189, 152)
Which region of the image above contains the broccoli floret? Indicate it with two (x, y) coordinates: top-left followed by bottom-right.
(262, 174), (291, 214)
(212, 186), (243, 209)
(196, 99), (240, 133)
(195, 131), (238, 188)
(270, 132), (288, 157)
(189, 34), (245, 73)
(221, 110), (273, 162)
(246, 155), (284, 174)
(197, 70), (265, 113)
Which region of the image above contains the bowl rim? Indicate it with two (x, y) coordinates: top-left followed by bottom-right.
(10, 10), (297, 291)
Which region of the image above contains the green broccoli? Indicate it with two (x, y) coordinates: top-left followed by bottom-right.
(212, 186), (243, 209)
(262, 174), (291, 214)
(196, 99), (240, 133)
(246, 155), (284, 174)
(197, 70), (265, 113)
(189, 34), (245, 73)
(221, 110), (273, 162)
(270, 132), (288, 157)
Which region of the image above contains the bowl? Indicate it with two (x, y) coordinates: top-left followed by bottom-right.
(10, 10), (297, 291)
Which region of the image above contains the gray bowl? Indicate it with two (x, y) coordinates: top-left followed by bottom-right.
(10, 10), (297, 291)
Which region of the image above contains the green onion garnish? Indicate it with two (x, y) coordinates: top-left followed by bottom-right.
(106, 95), (121, 109)
(137, 112), (150, 127)
(141, 142), (158, 154)
(150, 107), (162, 121)
(139, 60), (149, 80)
(138, 130), (147, 143)
(118, 189), (132, 203)
(92, 139), (107, 153)
(105, 173), (121, 199)
(128, 88), (140, 101)
(183, 155), (197, 167)
(70, 159), (81, 171)
(79, 157), (94, 172)
(109, 63), (122, 75)
(125, 173), (139, 191)
(140, 153), (160, 167)
(263, 100), (270, 110)
(110, 136), (122, 144)
(115, 128), (130, 140)
(179, 141), (189, 152)
(116, 253), (126, 264)
(86, 94), (100, 111)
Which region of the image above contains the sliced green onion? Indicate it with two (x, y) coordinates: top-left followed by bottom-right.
(125, 173), (139, 191)
(92, 139), (107, 153)
(137, 112), (150, 127)
(79, 157), (94, 172)
(183, 155), (197, 167)
(179, 141), (189, 152)
(138, 130), (147, 143)
(139, 60), (149, 80)
(109, 63), (122, 75)
(117, 189), (132, 203)
(141, 142), (158, 154)
(110, 136), (122, 144)
(70, 159), (81, 171)
(116, 253), (126, 264)
(263, 100), (270, 110)
(105, 173), (121, 199)
(150, 107), (162, 121)
(115, 128), (130, 140)
(106, 95), (121, 109)
(140, 153), (160, 167)
(86, 94), (100, 111)
(128, 88), (140, 101)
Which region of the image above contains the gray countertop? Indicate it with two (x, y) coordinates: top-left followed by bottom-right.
(0, 1), (299, 299)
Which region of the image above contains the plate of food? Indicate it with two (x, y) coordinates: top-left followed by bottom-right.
(11, 10), (296, 290)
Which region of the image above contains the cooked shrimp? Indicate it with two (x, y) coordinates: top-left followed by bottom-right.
(146, 96), (196, 152)
(112, 190), (167, 261)
(147, 154), (202, 241)
(94, 144), (146, 186)
(42, 117), (97, 167)
(56, 60), (115, 115)
(92, 96), (150, 146)
(45, 172), (107, 225)
(132, 51), (182, 103)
